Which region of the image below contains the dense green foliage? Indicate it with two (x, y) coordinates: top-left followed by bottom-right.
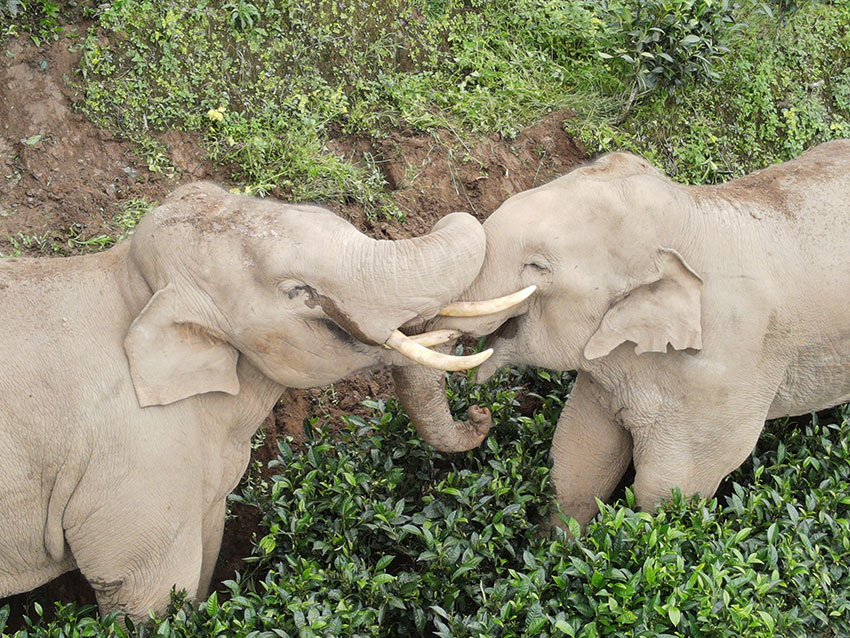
(596, 0), (850, 182)
(66, 0), (850, 208)
(4, 370), (849, 636)
(3, 0), (850, 635)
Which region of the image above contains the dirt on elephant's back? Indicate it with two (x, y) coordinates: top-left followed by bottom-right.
(0, 31), (586, 619)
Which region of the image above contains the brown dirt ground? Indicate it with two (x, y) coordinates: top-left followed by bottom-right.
(0, 33), (587, 618)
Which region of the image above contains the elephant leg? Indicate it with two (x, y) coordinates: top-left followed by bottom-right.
(68, 509), (204, 622)
(197, 499), (227, 599)
(631, 410), (767, 512)
(550, 371), (633, 531)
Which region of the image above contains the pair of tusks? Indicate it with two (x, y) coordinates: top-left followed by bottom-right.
(384, 285), (537, 371)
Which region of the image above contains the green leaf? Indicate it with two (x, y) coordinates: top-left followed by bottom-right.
(757, 610), (775, 631)
(591, 571), (604, 589)
(731, 527), (752, 544)
(205, 590), (219, 617)
(373, 573), (396, 587)
(527, 617), (547, 633)
(767, 522), (778, 544)
(258, 533), (276, 554)
(667, 606), (681, 626)
(567, 517), (581, 540)
(376, 555), (394, 571)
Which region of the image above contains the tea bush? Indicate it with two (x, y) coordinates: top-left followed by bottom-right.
(5, 370), (849, 636)
(597, 0), (740, 95)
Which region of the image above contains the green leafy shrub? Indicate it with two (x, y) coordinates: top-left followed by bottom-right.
(208, 388), (848, 638)
(3, 372), (850, 636)
(597, 0), (740, 95)
(576, 0), (850, 183)
(8, 373), (834, 638)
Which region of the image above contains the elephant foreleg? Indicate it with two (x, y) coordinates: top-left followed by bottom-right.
(550, 371), (633, 531)
(197, 499), (227, 600)
(630, 407), (768, 512)
(68, 500), (205, 622)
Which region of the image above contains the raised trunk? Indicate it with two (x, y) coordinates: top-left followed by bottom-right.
(392, 345), (491, 452)
(342, 212), (487, 346)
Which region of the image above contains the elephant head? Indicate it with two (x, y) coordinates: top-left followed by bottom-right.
(394, 153), (703, 451)
(122, 181), (498, 407)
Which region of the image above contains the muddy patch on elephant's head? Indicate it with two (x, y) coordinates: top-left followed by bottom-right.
(303, 286), (378, 346)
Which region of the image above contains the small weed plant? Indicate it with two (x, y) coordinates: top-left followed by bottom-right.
(1, 0), (71, 46)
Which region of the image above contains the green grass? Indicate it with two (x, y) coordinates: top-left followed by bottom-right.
(53, 0), (846, 216)
(0, 198), (153, 258)
(9, 1), (846, 203)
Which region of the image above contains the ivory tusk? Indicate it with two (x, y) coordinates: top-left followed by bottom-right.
(408, 329), (463, 347)
(382, 329), (462, 350)
(437, 285), (537, 317)
(385, 330), (492, 371)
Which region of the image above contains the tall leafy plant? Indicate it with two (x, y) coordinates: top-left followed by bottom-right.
(599, 0), (741, 110)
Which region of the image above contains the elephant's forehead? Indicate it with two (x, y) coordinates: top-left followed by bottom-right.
(156, 187), (353, 239)
(235, 199), (351, 236)
(485, 185), (618, 244)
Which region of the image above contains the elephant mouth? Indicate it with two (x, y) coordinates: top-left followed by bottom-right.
(484, 313), (521, 349)
(474, 314), (523, 383)
(380, 286), (535, 371)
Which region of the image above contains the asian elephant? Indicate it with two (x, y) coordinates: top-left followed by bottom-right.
(0, 181), (504, 620)
(394, 140), (850, 530)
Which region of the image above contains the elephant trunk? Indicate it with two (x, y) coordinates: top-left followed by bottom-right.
(366, 213), (485, 317)
(392, 349), (492, 452)
(345, 213), (487, 346)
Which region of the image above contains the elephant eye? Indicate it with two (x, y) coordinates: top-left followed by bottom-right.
(524, 261), (550, 274)
(278, 280), (313, 300)
(523, 253), (551, 275)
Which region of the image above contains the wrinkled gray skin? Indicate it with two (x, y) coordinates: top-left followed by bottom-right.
(0, 182), (486, 620)
(395, 140), (850, 530)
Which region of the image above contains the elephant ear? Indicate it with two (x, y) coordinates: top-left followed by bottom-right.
(583, 248), (703, 360)
(124, 284), (240, 407)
